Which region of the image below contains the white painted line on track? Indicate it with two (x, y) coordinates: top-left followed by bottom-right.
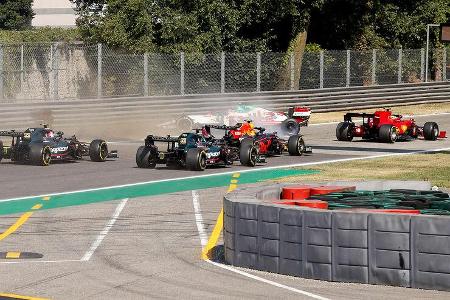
(0, 259), (81, 264)
(81, 198), (129, 261)
(1, 147), (449, 204)
(192, 191), (208, 247)
(191, 190), (330, 300)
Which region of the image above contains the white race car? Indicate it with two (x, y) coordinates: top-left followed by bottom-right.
(176, 105), (311, 136)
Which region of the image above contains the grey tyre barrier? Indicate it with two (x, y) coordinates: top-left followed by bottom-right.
(223, 181), (450, 292)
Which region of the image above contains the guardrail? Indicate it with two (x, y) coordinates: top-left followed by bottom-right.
(0, 82), (449, 128)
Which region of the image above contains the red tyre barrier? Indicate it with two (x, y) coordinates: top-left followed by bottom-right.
(310, 185), (356, 196)
(274, 200), (306, 206)
(296, 200), (329, 209)
(281, 185), (312, 200)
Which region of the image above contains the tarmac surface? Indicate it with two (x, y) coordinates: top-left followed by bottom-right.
(0, 114), (449, 299)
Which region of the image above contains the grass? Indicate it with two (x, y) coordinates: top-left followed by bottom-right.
(309, 102), (450, 124)
(275, 151), (450, 188)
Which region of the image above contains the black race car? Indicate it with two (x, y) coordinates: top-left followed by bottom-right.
(0, 125), (118, 166)
(136, 131), (259, 171)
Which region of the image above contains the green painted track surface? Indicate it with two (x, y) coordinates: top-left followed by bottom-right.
(0, 168), (317, 216)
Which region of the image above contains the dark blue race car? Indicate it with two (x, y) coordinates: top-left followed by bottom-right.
(136, 131), (258, 171)
(0, 125), (117, 166)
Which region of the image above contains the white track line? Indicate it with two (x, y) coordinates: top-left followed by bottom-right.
(191, 190), (330, 300)
(81, 198), (129, 261)
(192, 191), (208, 247)
(0, 259), (81, 264)
(1, 147), (450, 204)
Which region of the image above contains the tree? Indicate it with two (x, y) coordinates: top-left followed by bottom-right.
(0, 0), (34, 30)
(71, 0), (324, 53)
(308, 0), (450, 50)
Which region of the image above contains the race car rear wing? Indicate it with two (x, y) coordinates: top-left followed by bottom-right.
(343, 113), (375, 122)
(0, 130), (24, 137)
(145, 135), (179, 146)
(205, 124), (239, 131)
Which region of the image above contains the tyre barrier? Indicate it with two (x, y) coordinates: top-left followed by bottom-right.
(223, 181), (450, 291)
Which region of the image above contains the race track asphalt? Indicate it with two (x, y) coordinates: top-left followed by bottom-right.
(0, 114), (449, 299)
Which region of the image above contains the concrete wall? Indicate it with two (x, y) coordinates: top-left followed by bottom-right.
(224, 183), (450, 292)
(33, 0), (76, 27)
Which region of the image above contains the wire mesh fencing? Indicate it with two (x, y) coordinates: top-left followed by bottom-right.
(0, 43), (448, 101)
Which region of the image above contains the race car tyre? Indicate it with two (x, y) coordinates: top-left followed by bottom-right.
(177, 116), (194, 132)
(336, 122), (354, 141)
(379, 124), (397, 143)
(423, 122), (439, 140)
(240, 137), (254, 148)
(240, 144), (257, 167)
(29, 144), (51, 166)
(0, 141), (3, 162)
(186, 148), (207, 171)
(89, 139), (109, 162)
(136, 146), (157, 168)
(281, 118), (300, 136)
(288, 135), (305, 156)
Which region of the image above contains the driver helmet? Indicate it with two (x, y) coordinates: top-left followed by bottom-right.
(46, 130), (54, 138)
(240, 120), (256, 136)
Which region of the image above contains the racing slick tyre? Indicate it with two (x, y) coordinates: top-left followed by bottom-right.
(186, 148), (207, 171)
(423, 122), (439, 141)
(240, 144), (258, 167)
(29, 144), (51, 166)
(89, 139), (108, 162)
(379, 124), (398, 143)
(281, 118), (300, 136)
(177, 116), (194, 132)
(136, 146), (157, 168)
(240, 137), (254, 148)
(288, 135), (305, 156)
(336, 122), (354, 141)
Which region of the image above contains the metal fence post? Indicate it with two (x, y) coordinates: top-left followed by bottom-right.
(346, 50), (350, 87)
(420, 48), (425, 82)
(20, 45), (24, 94)
(256, 52), (261, 92)
(398, 48), (402, 84)
(221, 52), (225, 93)
(51, 43), (59, 100)
(180, 52), (185, 95)
(443, 48), (447, 81)
(290, 52), (295, 90)
(319, 51), (324, 89)
(97, 43), (102, 98)
(372, 49), (377, 85)
(0, 45), (3, 100)
(143, 52), (149, 96)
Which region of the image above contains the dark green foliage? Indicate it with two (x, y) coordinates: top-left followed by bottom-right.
(0, 0), (34, 30)
(308, 0), (450, 50)
(70, 0), (324, 53)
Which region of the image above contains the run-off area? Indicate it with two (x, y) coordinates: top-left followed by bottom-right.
(0, 188), (449, 300)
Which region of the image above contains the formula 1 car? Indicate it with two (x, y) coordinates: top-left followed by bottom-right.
(204, 121), (312, 156)
(336, 109), (447, 143)
(135, 131), (261, 171)
(0, 125), (118, 166)
(175, 105), (311, 136)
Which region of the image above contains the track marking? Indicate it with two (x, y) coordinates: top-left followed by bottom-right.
(1, 146), (449, 205)
(31, 204), (42, 210)
(192, 191), (208, 247)
(191, 184), (329, 300)
(0, 259), (81, 264)
(6, 252), (20, 259)
(0, 293), (49, 300)
(201, 173), (239, 259)
(81, 198), (128, 261)
(0, 212), (33, 241)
